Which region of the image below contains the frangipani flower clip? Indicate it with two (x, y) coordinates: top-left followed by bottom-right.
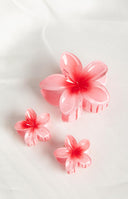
(54, 135), (91, 174)
(40, 52), (110, 122)
(15, 108), (51, 146)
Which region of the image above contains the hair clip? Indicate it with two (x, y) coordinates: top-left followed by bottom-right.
(14, 108), (51, 146)
(54, 135), (91, 174)
(40, 52), (110, 122)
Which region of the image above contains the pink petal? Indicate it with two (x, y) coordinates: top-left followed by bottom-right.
(41, 89), (64, 106)
(97, 74), (107, 85)
(83, 83), (109, 113)
(36, 127), (51, 142)
(37, 113), (50, 127)
(59, 90), (76, 115)
(78, 154), (92, 168)
(60, 52), (82, 81)
(83, 61), (108, 81)
(15, 120), (27, 131)
(65, 135), (77, 150)
(62, 94), (83, 122)
(14, 121), (28, 136)
(25, 108), (37, 122)
(61, 94), (83, 122)
(84, 82), (110, 105)
(24, 132), (38, 146)
(78, 139), (90, 152)
(54, 147), (69, 159)
(65, 158), (77, 174)
(40, 74), (66, 91)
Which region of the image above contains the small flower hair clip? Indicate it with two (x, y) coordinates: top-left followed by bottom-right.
(54, 135), (91, 174)
(14, 108), (51, 146)
(40, 52), (110, 122)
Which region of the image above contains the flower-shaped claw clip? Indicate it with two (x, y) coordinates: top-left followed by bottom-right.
(14, 108), (51, 146)
(40, 52), (110, 122)
(54, 135), (91, 174)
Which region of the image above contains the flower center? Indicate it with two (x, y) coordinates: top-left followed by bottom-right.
(66, 76), (90, 94)
(23, 120), (39, 131)
(70, 147), (83, 158)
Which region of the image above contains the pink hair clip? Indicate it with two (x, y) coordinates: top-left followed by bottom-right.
(14, 108), (51, 146)
(40, 52), (110, 122)
(54, 135), (91, 174)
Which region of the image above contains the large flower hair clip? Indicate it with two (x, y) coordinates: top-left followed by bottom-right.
(54, 135), (91, 174)
(40, 52), (110, 122)
(15, 108), (51, 146)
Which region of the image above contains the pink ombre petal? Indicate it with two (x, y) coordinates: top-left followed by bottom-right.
(83, 83), (110, 111)
(41, 89), (64, 106)
(78, 139), (90, 152)
(36, 127), (51, 142)
(37, 113), (50, 126)
(87, 84), (109, 103)
(60, 52), (82, 80)
(15, 120), (28, 132)
(54, 147), (69, 159)
(25, 108), (37, 122)
(24, 132), (38, 146)
(40, 74), (66, 91)
(61, 94), (83, 122)
(59, 90), (76, 115)
(78, 154), (92, 168)
(15, 121), (29, 136)
(84, 61), (108, 81)
(97, 74), (107, 85)
(65, 135), (77, 150)
(65, 158), (77, 174)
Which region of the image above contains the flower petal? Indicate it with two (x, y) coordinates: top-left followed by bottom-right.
(54, 147), (69, 159)
(65, 158), (77, 174)
(36, 127), (51, 142)
(65, 135), (77, 150)
(40, 74), (66, 91)
(41, 89), (64, 106)
(24, 132), (38, 146)
(97, 74), (107, 85)
(78, 139), (90, 152)
(14, 121), (28, 136)
(84, 82), (110, 104)
(15, 120), (27, 131)
(84, 61), (108, 81)
(78, 154), (92, 168)
(25, 108), (37, 122)
(83, 82), (109, 113)
(61, 93), (83, 122)
(59, 90), (76, 115)
(60, 52), (82, 81)
(37, 113), (50, 127)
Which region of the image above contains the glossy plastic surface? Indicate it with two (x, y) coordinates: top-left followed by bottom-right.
(54, 135), (91, 174)
(15, 108), (51, 146)
(40, 52), (110, 122)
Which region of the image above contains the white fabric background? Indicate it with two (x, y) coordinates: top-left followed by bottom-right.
(0, 0), (128, 199)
